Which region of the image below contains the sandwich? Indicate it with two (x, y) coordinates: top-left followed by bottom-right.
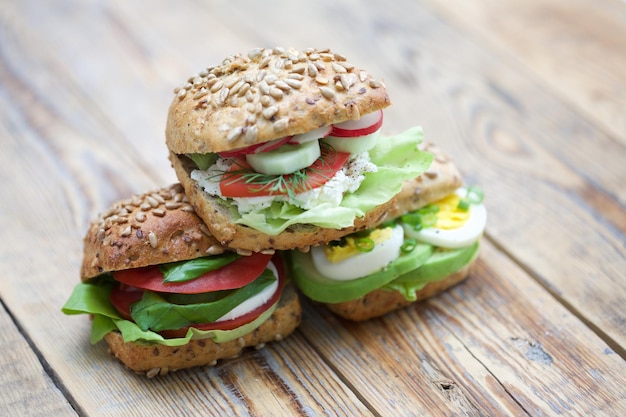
(62, 184), (301, 377)
(166, 46), (433, 253)
(289, 144), (487, 321)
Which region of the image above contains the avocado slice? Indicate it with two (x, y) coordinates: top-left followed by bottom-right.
(290, 243), (434, 303)
(291, 242), (479, 304)
(384, 242), (480, 300)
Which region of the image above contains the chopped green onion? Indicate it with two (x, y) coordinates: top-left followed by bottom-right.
(465, 186), (484, 204)
(401, 205), (439, 231)
(401, 238), (417, 253)
(354, 237), (375, 252)
(457, 199), (470, 211)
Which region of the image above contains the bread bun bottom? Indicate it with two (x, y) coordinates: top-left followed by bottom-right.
(103, 284), (301, 377)
(323, 262), (473, 321)
(170, 152), (395, 253)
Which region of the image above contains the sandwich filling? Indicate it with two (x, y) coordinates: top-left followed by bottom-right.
(290, 187), (487, 303)
(63, 253), (286, 347)
(188, 122), (434, 236)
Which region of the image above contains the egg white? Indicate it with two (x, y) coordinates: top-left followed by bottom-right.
(215, 262), (279, 322)
(403, 189), (487, 249)
(311, 224), (404, 281)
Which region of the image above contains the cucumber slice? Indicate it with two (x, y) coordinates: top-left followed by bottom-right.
(323, 130), (380, 154)
(246, 140), (321, 175)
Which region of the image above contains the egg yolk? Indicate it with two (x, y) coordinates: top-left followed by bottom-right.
(324, 227), (393, 263)
(432, 194), (471, 230)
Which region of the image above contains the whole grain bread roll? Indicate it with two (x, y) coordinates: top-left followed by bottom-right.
(165, 46), (407, 253)
(323, 264), (473, 321)
(165, 47), (390, 154)
(73, 184), (301, 375)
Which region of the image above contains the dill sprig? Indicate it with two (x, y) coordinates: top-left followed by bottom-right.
(212, 142), (341, 199)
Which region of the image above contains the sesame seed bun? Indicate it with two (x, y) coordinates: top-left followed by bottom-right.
(80, 183), (228, 281)
(165, 47), (391, 154)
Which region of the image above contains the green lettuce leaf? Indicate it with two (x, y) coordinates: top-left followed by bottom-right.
(61, 277), (278, 347)
(131, 269), (275, 332)
(233, 126), (433, 235)
(160, 253), (241, 283)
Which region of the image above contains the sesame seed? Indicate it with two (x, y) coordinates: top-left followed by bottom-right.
(262, 106), (278, 119)
(369, 79), (382, 88)
(135, 212), (146, 222)
(121, 225), (132, 237)
(152, 209), (166, 217)
(181, 205), (195, 212)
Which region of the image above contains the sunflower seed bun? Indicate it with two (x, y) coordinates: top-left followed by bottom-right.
(290, 147), (483, 321)
(165, 47), (437, 253)
(165, 47), (390, 154)
(66, 184), (301, 375)
(80, 183), (228, 280)
(169, 150), (397, 253)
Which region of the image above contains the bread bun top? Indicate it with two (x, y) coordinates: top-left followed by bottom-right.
(166, 47), (391, 154)
(80, 184), (228, 281)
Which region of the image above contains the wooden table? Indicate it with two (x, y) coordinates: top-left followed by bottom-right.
(2, 0), (625, 415)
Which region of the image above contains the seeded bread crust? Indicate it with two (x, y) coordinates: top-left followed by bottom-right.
(169, 151), (396, 252)
(166, 47), (391, 155)
(80, 184), (228, 281)
(103, 283), (301, 377)
(387, 142), (463, 218)
(324, 263), (473, 321)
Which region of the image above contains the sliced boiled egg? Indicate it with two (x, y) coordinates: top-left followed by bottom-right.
(311, 224), (404, 280)
(403, 188), (487, 249)
(216, 262), (279, 322)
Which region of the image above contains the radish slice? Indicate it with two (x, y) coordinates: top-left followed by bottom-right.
(289, 126), (332, 145)
(218, 136), (292, 157)
(330, 110), (383, 138)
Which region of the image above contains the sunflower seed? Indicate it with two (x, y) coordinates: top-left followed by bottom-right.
(319, 86), (335, 99)
(148, 231), (158, 248)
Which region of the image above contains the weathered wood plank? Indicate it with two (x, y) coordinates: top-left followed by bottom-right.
(0, 305), (77, 417)
(299, 241), (626, 416)
(417, 0), (626, 145)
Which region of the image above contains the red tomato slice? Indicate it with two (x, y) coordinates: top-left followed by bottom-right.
(159, 255), (286, 336)
(113, 253), (272, 294)
(109, 255), (286, 336)
(109, 286), (143, 321)
(329, 109), (383, 138)
(219, 147), (350, 198)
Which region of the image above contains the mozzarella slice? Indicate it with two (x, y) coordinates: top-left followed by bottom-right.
(216, 262), (279, 322)
(311, 224), (404, 281)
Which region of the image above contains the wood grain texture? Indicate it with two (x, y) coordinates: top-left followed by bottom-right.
(417, 0), (626, 145)
(300, 241), (626, 416)
(0, 0), (624, 415)
(0, 305), (77, 417)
